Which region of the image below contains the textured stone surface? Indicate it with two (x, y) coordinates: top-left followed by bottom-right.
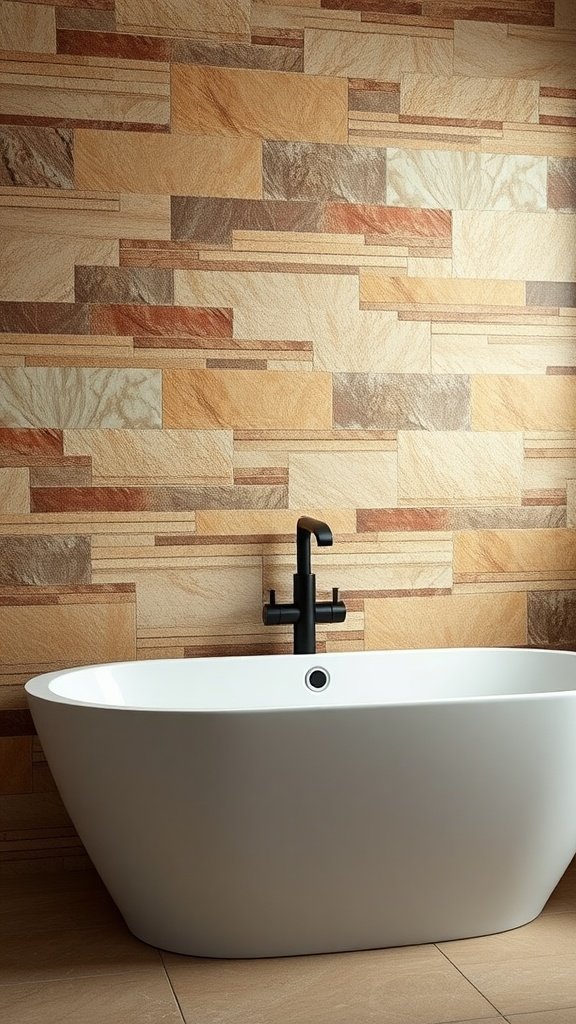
(0, 127), (73, 188)
(334, 374), (470, 430)
(0, 536), (91, 586)
(263, 142), (386, 203)
(528, 589), (576, 648)
(171, 197), (323, 244)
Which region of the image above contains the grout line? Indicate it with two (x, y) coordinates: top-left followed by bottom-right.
(502, 1006), (576, 1022)
(159, 951), (187, 1024)
(434, 942), (505, 1019)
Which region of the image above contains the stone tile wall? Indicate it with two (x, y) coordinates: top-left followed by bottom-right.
(0, 0), (575, 868)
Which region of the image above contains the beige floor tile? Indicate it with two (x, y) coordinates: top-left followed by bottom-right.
(439, 913), (576, 965)
(456, 955), (576, 1015)
(507, 1009), (576, 1023)
(0, 970), (184, 1024)
(163, 946), (495, 1024)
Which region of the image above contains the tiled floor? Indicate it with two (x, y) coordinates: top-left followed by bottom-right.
(0, 860), (576, 1023)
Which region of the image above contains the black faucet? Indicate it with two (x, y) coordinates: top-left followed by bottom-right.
(262, 516), (347, 654)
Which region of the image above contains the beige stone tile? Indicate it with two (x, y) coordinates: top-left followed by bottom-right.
(164, 945), (494, 1024)
(0, 971), (182, 1023)
(172, 65), (347, 144)
(401, 74), (539, 124)
(175, 270), (430, 373)
(508, 1011), (576, 1024)
(453, 211), (576, 281)
(0, 1), (55, 53)
(0, 234), (117, 303)
(0, 468), (29, 514)
(0, 601), (136, 669)
(75, 130), (262, 199)
(398, 431), (524, 507)
(454, 20), (576, 89)
(304, 27), (452, 81)
(431, 332), (576, 374)
(360, 274), (525, 307)
(457, 955), (576, 1015)
(195, 509), (356, 536)
(453, 529), (576, 576)
(472, 377), (576, 431)
(365, 591), (527, 651)
(288, 451), (397, 509)
(387, 149), (547, 212)
(117, 0), (250, 38)
(0, 191), (171, 241)
(568, 480), (576, 529)
(64, 429), (233, 486)
(439, 911), (576, 966)
(524, 456), (576, 493)
(163, 369), (331, 430)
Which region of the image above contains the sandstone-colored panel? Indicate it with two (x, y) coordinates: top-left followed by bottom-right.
(175, 270), (430, 373)
(0, 191), (171, 241)
(0, 1), (55, 53)
(64, 429), (233, 485)
(0, 234), (118, 303)
(454, 529), (576, 575)
(453, 211), (576, 281)
(288, 451), (397, 509)
(75, 131), (262, 199)
(195, 509), (356, 537)
(0, 469), (29, 513)
(360, 275), (525, 307)
(454, 21), (576, 89)
(0, 535), (90, 585)
(387, 149), (547, 211)
(0, 601), (136, 669)
(304, 28), (452, 81)
(472, 376), (576, 430)
(0, 368), (161, 428)
(163, 369), (332, 430)
(171, 64), (348, 144)
(365, 592), (527, 650)
(398, 431), (524, 507)
(116, 0), (250, 38)
(0, 737), (33, 795)
(524, 456), (576, 493)
(431, 330), (576, 375)
(264, 550), (451, 601)
(401, 74), (539, 124)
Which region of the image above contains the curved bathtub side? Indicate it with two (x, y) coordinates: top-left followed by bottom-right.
(27, 689), (576, 958)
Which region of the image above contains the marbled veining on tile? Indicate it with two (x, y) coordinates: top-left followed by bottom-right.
(333, 374), (470, 430)
(0, 536), (91, 586)
(0, 127), (73, 188)
(548, 157), (576, 211)
(172, 39), (303, 73)
(74, 267), (174, 305)
(263, 142), (386, 203)
(0, 368), (161, 428)
(171, 197), (323, 244)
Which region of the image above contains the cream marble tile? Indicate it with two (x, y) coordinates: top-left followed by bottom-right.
(432, 332), (576, 375)
(387, 150), (547, 211)
(75, 131), (262, 200)
(454, 20), (576, 90)
(173, 65), (347, 144)
(288, 450), (397, 508)
(175, 270), (430, 373)
(0, 0), (55, 53)
(304, 28), (452, 81)
(457, 955), (576, 1015)
(0, 468), (29, 514)
(453, 211), (576, 281)
(401, 74), (539, 124)
(0, 234), (117, 303)
(398, 431), (524, 507)
(64, 429), (233, 486)
(164, 946), (493, 1024)
(116, 0), (250, 38)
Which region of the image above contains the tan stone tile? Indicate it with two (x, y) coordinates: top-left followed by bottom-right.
(0, 191), (171, 241)
(387, 149), (547, 211)
(0, 600), (136, 669)
(453, 529), (576, 576)
(455, 21), (576, 89)
(457, 955), (576, 1015)
(508, 1011), (576, 1024)
(0, 1), (55, 53)
(163, 369), (332, 430)
(0, 468), (29, 513)
(472, 377), (576, 431)
(401, 74), (539, 124)
(117, 0), (250, 39)
(288, 450), (397, 509)
(172, 64), (347, 144)
(453, 211), (576, 281)
(75, 130), (262, 199)
(360, 274), (525, 307)
(439, 911), (576, 965)
(195, 509), (356, 536)
(398, 432), (524, 507)
(304, 27), (452, 81)
(64, 429), (233, 486)
(568, 480), (576, 529)
(164, 946), (493, 1024)
(174, 270), (430, 373)
(432, 332), (576, 374)
(0, 737), (32, 796)
(0, 970), (182, 1023)
(365, 591), (527, 650)
(0, 234), (117, 303)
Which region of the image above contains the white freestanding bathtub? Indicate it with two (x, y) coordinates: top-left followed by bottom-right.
(26, 648), (576, 958)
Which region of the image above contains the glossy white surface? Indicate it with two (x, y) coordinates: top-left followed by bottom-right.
(26, 649), (576, 958)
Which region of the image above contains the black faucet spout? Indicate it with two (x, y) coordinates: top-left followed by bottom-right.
(296, 516), (333, 574)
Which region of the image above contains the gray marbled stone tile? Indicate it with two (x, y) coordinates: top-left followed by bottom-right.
(263, 141), (386, 203)
(173, 39), (303, 72)
(528, 589), (576, 647)
(333, 374), (470, 430)
(75, 267), (174, 305)
(0, 127), (73, 188)
(0, 535), (90, 585)
(171, 196), (323, 243)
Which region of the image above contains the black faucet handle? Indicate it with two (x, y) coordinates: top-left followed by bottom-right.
(269, 589), (276, 605)
(332, 587), (339, 603)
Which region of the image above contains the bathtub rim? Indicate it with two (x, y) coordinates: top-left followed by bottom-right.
(24, 646), (576, 715)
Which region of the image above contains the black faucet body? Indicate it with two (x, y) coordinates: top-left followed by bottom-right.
(263, 517), (347, 655)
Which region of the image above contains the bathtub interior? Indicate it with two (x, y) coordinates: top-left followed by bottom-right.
(25, 647), (576, 713)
